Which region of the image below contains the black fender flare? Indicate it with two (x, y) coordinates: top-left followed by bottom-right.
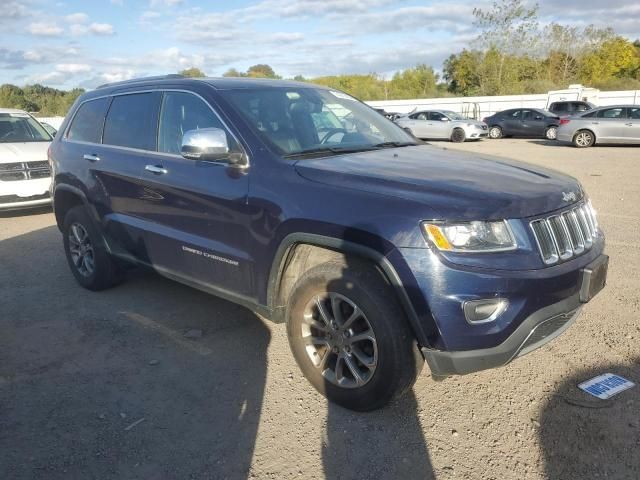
(267, 232), (437, 348)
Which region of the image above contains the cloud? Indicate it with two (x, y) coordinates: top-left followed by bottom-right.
(65, 12), (89, 24)
(56, 63), (92, 74)
(150, 0), (183, 6)
(28, 22), (64, 37)
(0, 0), (31, 25)
(269, 32), (305, 43)
(70, 22), (115, 36)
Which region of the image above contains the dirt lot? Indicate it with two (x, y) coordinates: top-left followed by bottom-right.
(1, 139), (638, 480)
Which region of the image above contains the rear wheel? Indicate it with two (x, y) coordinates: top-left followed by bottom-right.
(451, 128), (466, 143)
(63, 206), (123, 291)
(489, 126), (503, 139)
(286, 260), (423, 411)
(573, 130), (595, 148)
(545, 126), (558, 140)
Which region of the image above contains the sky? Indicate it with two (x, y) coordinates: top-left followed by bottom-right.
(1, 0), (639, 90)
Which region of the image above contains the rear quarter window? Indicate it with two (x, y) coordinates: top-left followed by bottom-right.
(103, 93), (160, 151)
(67, 97), (111, 144)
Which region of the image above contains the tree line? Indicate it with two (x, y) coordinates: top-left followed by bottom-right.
(1, 0), (638, 115)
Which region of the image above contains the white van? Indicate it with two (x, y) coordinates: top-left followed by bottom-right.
(0, 108), (53, 210)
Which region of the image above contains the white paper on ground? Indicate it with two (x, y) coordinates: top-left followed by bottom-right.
(578, 373), (635, 400)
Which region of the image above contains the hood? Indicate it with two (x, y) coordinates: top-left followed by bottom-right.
(0, 142), (50, 163)
(294, 145), (583, 220)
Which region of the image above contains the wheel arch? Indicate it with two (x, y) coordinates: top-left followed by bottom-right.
(267, 232), (437, 348)
(53, 185), (88, 231)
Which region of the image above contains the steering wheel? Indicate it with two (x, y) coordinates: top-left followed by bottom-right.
(320, 128), (348, 144)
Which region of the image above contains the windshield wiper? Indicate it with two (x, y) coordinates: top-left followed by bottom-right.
(283, 145), (378, 159)
(371, 141), (418, 149)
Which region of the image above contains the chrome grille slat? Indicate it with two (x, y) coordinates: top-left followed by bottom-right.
(0, 161), (50, 182)
(530, 202), (597, 265)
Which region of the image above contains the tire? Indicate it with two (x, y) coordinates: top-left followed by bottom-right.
(572, 130), (595, 148)
(62, 205), (123, 291)
(489, 126), (503, 139)
(286, 260), (424, 411)
(545, 126), (558, 140)
(451, 128), (466, 143)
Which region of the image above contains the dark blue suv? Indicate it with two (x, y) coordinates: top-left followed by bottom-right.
(50, 76), (608, 411)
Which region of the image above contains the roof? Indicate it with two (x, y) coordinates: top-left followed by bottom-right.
(95, 74), (317, 91)
(0, 108), (28, 114)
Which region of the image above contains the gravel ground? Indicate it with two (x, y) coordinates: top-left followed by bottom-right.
(1, 139), (638, 480)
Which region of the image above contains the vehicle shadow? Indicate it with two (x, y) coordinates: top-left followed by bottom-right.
(0, 205), (52, 218)
(0, 225), (270, 479)
(320, 228), (435, 480)
(527, 140), (565, 147)
(539, 358), (639, 480)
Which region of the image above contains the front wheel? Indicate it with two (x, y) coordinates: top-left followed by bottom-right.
(451, 128), (466, 143)
(488, 126), (503, 139)
(573, 130), (595, 148)
(545, 126), (558, 140)
(286, 260), (423, 411)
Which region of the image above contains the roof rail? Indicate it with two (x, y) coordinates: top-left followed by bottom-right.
(96, 74), (185, 90)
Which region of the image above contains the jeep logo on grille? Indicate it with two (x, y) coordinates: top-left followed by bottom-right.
(562, 191), (577, 202)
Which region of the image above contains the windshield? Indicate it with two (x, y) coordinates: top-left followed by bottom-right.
(224, 87), (417, 157)
(0, 113), (52, 143)
(442, 111), (467, 121)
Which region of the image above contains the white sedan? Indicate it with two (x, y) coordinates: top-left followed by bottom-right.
(0, 109), (53, 210)
(395, 110), (489, 142)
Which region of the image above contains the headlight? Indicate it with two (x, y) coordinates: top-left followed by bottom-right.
(422, 220), (516, 252)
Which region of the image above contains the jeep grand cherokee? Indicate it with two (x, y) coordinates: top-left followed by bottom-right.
(50, 76), (607, 411)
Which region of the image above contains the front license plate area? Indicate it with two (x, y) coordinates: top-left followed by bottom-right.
(580, 255), (609, 303)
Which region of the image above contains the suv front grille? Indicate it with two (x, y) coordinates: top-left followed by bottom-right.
(0, 161), (51, 182)
(530, 202), (598, 265)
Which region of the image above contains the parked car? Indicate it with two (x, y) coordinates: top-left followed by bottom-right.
(548, 101), (595, 116)
(0, 108), (53, 210)
(50, 76), (607, 411)
(395, 110), (488, 142)
(557, 105), (640, 147)
(483, 108), (560, 140)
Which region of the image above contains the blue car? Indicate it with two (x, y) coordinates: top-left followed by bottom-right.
(50, 76), (608, 411)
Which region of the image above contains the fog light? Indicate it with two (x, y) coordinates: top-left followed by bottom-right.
(463, 298), (508, 324)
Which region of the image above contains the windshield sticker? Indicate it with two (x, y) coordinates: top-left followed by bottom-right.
(329, 90), (356, 101)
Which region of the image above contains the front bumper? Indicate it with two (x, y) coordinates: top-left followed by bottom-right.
(0, 177), (51, 210)
(422, 295), (582, 375)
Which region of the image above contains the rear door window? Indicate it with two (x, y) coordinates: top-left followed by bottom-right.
(552, 103), (568, 112)
(598, 108), (625, 119)
(67, 97), (111, 144)
(103, 93), (160, 151)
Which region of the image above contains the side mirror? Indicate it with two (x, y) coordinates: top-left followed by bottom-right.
(440, 117), (450, 122)
(535, 115), (543, 120)
(181, 128), (242, 164)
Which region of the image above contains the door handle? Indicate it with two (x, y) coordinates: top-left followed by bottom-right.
(83, 153), (100, 162)
(591, 122), (599, 125)
(625, 123), (633, 126)
(145, 165), (168, 175)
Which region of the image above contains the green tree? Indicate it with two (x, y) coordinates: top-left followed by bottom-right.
(179, 67), (206, 78)
(389, 64), (438, 99)
(579, 37), (640, 84)
(246, 64), (279, 78)
(222, 68), (245, 77)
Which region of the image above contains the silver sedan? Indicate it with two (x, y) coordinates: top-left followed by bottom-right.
(395, 110), (488, 142)
(557, 105), (640, 147)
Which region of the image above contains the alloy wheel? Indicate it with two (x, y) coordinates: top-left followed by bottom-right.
(68, 223), (95, 277)
(489, 127), (502, 139)
(575, 131), (593, 147)
(546, 127), (557, 140)
(301, 293), (378, 388)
